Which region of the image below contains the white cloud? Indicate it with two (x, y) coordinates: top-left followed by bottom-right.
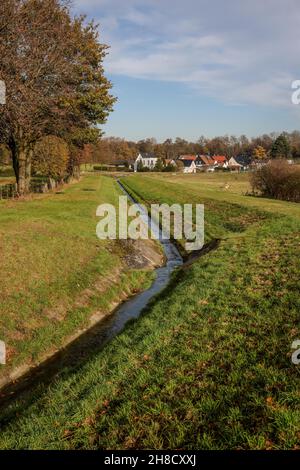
(74, 0), (300, 108)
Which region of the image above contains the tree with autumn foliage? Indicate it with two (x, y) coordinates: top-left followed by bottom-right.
(253, 145), (267, 160)
(0, 0), (116, 194)
(33, 136), (69, 178)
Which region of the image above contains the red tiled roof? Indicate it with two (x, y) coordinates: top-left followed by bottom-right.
(180, 155), (197, 161)
(212, 155), (227, 163)
(198, 155), (214, 165)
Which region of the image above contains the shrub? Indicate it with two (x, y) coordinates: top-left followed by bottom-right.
(94, 165), (108, 171)
(33, 136), (69, 179)
(250, 160), (300, 202)
(163, 164), (177, 172)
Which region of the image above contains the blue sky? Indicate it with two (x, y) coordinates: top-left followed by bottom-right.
(74, 0), (300, 142)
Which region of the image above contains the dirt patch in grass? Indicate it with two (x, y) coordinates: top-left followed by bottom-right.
(121, 239), (164, 270)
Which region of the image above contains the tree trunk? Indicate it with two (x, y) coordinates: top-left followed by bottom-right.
(9, 135), (32, 195)
(18, 148), (27, 195)
(10, 138), (19, 185)
(25, 148), (33, 193)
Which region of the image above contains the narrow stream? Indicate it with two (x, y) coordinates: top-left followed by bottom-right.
(0, 181), (182, 409)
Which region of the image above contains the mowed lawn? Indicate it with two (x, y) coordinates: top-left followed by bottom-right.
(0, 175), (152, 380)
(0, 173), (299, 450)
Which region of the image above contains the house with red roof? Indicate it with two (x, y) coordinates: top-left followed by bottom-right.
(196, 155), (215, 171)
(178, 155), (197, 161)
(212, 155), (228, 168)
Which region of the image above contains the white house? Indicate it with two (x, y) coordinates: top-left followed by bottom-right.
(134, 153), (158, 172)
(212, 156), (229, 168)
(183, 159), (197, 174)
(228, 157), (243, 171)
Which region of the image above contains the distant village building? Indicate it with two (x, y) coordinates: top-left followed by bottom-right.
(228, 157), (243, 171)
(228, 155), (254, 171)
(164, 159), (177, 168)
(196, 155), (215, 171)
(182, 159), (197, 174)
(134, 153), (158, 172)
(179, 155), (197, 161)
(235, 155), (252, 170)
(179, 154), (230, 172)
(212, 156), (229, 168)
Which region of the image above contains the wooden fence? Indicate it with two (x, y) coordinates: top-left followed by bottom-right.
(0, 183), (18, 200)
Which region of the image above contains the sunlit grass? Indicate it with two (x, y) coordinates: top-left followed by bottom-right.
(0, 173), (299, 450)
(0, 175), (151, 377)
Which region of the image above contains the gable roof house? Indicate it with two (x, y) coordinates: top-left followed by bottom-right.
(228, 156), (253, 171)
(183, 159), (197, 174)
(134, 153), (158, 172)
(228, 157), (243, 171)
(212, 155), (228, 168)
(235, 155), (252, 170)
(196, 155), (215, 171)
(179, 155), (197, 161)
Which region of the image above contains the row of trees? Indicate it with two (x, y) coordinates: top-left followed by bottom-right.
(2, 132), (294, 177)
(88, 133), (298, 165)
(0, 0), (116, 194)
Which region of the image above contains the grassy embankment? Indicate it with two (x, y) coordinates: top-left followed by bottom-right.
(0, 175), (154, 383)
(0, 172), (299, 450)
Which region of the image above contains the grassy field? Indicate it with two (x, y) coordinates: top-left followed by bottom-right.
(146, 172), (300, 218)
(0, 172), (299, 450)
(0, 175), (154, 382)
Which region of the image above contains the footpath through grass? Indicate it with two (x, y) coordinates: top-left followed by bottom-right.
(0, 175), (152, 382)
(0, 173), (299, 449)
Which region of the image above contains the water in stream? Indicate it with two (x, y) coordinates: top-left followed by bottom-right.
(0, 182), (182, 408)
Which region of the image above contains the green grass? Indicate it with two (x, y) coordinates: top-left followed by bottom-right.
(0, 175), (153, 380)
(146, 172), (300, 218)
(0, 173), (299, 450)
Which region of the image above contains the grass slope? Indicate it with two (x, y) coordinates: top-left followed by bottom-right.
(0, 173), (299, 450)
(0, 175), (152, 380)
